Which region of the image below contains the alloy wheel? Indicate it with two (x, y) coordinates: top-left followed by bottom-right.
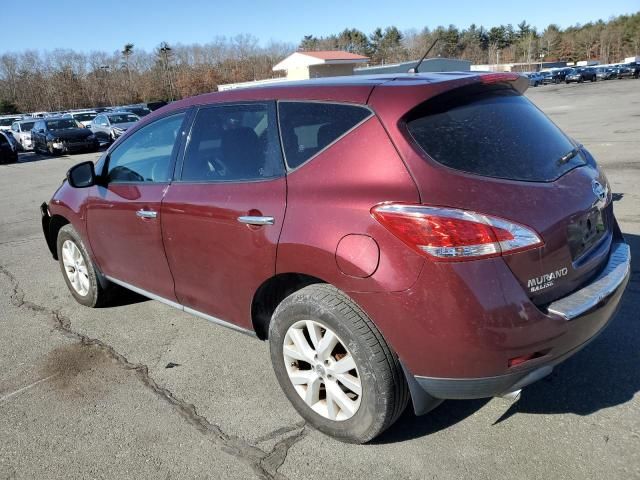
(283, 320), (362, 421)
(61, 240), (90, 296)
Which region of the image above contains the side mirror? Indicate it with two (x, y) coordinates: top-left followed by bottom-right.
(67, 161), (96, 188)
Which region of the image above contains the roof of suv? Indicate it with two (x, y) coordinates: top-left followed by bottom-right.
(164, 72), (488, 111)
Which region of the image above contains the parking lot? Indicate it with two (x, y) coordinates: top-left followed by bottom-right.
(0, 78), (638, 479)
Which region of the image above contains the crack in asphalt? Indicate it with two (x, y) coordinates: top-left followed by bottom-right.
(0, 264), (307, 480)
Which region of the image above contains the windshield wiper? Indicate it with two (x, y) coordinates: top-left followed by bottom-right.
(557, 144), (582, 165)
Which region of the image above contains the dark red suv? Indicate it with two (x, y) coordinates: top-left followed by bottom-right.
(41, 72), (630, 443)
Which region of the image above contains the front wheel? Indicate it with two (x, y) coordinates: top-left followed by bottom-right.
(269, 284), (409, 443)
(56, 224), (111, 307)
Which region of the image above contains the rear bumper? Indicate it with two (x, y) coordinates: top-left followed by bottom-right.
(350, 240), (630, 412)
(411, 242), (629, 403)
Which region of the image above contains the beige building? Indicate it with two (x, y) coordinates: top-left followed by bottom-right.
(272, 51), (370, 80)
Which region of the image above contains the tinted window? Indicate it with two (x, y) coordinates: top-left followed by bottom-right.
(107, 113), (185, 183)
(0, 133), (7, 145)
(278, 102), (371, 169)
(405, 86), (583, 182)
(181, 103), (283, 182)
(21, 122), (34, 131)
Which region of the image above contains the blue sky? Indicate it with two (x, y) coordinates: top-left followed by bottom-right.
(2, 0), (637, 54)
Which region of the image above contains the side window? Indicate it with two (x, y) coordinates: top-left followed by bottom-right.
(278, 102), (372, 169)
(106, 112), (185, 183)
(180, 103), (283, 182)
(11, 123), (18, 132)
(0, 134), (7, 145)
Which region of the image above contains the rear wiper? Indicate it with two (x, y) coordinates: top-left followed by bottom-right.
(557, 144), (582, 165)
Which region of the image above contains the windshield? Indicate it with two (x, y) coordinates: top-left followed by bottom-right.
(0, 117), (20, 127)
(20, 122), (35, 131)
(405, 85), (584, 182)
(46, 119), (81, 130)
(73, 113), (97, 122)
(109, 114), (139, 124)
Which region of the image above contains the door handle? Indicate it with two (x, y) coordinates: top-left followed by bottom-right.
(237, 215), (275, 226)
(136, 209), (157, 219)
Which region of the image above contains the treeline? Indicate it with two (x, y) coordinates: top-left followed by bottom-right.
(302, 12), (640, 66)
(0, 13), (639, 113)
(0, 36), (293, 113)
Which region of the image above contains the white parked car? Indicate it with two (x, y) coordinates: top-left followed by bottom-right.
(0, 115), (22, 132)
(10, 119), (36, 151)
(63, 111), (97, 128)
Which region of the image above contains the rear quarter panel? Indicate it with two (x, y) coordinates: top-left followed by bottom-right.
(277, 116), (424, 293)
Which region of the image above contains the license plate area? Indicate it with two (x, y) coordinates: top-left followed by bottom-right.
(567, 204), (611, 260)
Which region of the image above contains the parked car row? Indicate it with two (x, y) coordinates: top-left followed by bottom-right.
(0, 101), (158, 156)
(532, 62), (640, 86)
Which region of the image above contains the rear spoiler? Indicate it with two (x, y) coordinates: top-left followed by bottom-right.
(478, 72), (529, 94)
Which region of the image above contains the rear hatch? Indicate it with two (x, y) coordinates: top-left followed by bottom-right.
(371, 74), (614, 306)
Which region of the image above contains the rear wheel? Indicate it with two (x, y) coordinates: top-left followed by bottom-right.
(269, 284), (409, 443)
(56, 224), (111, 307)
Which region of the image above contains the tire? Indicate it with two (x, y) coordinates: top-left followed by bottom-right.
(269, 284), (409, 443)
(56, 224), (111, 307)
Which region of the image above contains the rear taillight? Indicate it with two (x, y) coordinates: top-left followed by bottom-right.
(371, 203), (543, 261)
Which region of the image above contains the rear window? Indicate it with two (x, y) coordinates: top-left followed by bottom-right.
(278, 102), (371, 169)
(405, 86), (585, 182)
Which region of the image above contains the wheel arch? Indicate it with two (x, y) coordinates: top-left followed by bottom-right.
(251, 272), (326, 340)
(43, 213), (70, 260)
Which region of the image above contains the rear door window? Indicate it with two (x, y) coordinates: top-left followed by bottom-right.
(278, 102), (372, 169)
(405, 86), (585, 182)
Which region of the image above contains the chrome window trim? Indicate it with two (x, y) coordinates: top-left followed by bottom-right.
(104, 275), (257, 337)
(547, 242), (630, 320)
(276, 100), (375, 172)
